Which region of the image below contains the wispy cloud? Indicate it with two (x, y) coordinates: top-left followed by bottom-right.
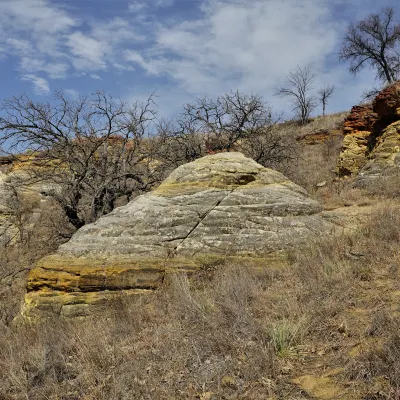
(21, 75), (50, 95)
(0, 0), (146, 93)
(128, 1), (148, 12)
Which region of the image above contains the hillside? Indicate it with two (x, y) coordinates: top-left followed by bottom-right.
(1, 83), (400, 399)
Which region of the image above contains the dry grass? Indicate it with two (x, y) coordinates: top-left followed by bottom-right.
(2, 200), (400, 399)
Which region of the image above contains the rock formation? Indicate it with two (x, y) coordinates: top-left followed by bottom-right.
(338, 82), (400, 180)
(0, 162), (61, 246)
(337, 105), (378, 176)
(356, 121), (400, 185)
(23, 152), (333, 317)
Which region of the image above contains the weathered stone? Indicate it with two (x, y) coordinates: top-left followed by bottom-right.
(338, 82), (400, 178)
(337, 105), (378, 176)
(337, 131), (373, 176)
(373, 82), (400, 119)
(297, 129), (343, 145)
(356, 121), (400, 186)
(24, 152), (333, 317)
(343, 104), (377, 134)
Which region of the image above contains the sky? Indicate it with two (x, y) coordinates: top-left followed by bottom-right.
(0, 0), (399, 119)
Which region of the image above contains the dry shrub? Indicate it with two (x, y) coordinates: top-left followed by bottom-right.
(284, 133), (344, 198)
(365, 171), (400, 199)
(362, 203), (400, 250)
(347, 316), (400, 394)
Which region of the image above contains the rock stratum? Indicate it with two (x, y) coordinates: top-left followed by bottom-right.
(24, 152), (333, 317)
(338, 82), (400, 181)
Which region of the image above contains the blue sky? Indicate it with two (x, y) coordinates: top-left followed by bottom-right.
(0, 0), (399, 119)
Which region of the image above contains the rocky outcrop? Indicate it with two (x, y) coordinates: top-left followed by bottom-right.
(372, 82), (400, 119)
(23, 152), (333, 317)
(356, 121), (400, 185)
(338, 82), (400, 179)
(0, 171), (16, 245)
(0, 167), (61, 247)
(337, 105), (378, 176)
(297, 129), (343, 145)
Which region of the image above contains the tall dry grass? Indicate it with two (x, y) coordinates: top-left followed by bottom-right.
(2, 200), (400, 399)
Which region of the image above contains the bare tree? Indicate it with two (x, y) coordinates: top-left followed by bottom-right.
(238, 121), (300, 170)
(318, 85), (335, 116)
(339, 7), (400, 84)
(0, 91), (158, 229)
(154, 118), (206, 169)
(181, 90), (273, 152)
(275, 65), (317, 124)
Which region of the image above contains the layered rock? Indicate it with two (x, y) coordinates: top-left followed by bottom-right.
(0, 167), (61, 247)
(23, 152), (333, 317)
(356, 121), (400, 185)
(372, 82), (400, 119)
(0, 171), (16, 244)
(337, 105), (378, 176)
(338, 82), (400, 179)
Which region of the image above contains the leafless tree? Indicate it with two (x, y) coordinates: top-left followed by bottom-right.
(238, 121), (300, 170)
(0, 91), (158, 229)
(181, 90), (273, 152)
(318, 85), (335, 116)
(154, 117), (206, 169)
(275, 65), (317, 124)
(339, 7), (400, 84)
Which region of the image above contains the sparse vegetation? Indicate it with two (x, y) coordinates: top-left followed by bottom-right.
(2, 192), (400, 398)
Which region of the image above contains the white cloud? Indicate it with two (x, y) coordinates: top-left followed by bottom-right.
(124, 50), (161, 74)
(21, 75), (50, 95)
(149, 0), (340, 96)
(0, 0), (77, 35)
(129, 0), (174, 11)
(67, 31), (108, 71)
(123, 0), (383, 117)
(0, 1), (145, 84)
(128, 1), (148, 12)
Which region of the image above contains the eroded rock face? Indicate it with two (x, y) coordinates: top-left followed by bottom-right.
(337, 105), (378, 176)
(372, 82), (400, 119)
(356, 121), (400, 185)
(338, 82), (400, 179)
(24, 153), (333, 317)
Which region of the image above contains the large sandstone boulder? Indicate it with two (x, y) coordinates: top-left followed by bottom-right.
(23, 153), (333, 317)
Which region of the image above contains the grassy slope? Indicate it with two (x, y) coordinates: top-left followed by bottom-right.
(1, 112), (400, 399)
